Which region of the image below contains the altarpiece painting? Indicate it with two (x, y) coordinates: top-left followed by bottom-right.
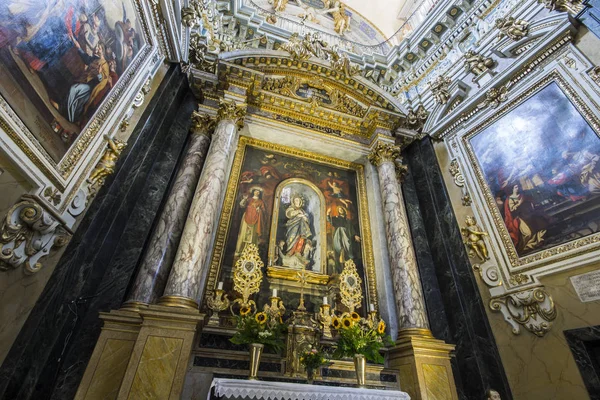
(467, 82), (600, 260)
(208, 137), (376, 314)
(0, 0), (146, 162)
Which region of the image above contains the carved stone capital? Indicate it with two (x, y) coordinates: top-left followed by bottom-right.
(216, 99), (247, 130)
(490, 286), (557, 337)
(368, 141), (401, 167)
(0, 197), (71, 274)
(190, 111), (216, 136)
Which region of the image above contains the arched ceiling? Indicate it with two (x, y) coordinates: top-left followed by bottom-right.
(345, 0), (417, 38)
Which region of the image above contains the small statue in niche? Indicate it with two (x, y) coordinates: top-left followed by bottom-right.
(464, 50), (495, 77)
(495, 17), (529, 41)
(428, 75), (451, 105)
(87, 135), (127, 194)
(461, 215), (490, 261)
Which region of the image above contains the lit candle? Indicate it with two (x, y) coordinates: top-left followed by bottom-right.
(323, 297), (328, 305)
(217, 282), (223, 290)
(369, 303), (375, 312)
(272, 289), (278, 298)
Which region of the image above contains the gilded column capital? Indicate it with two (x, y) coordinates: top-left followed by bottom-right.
(216, 99), (247, 130)
(190, 111), (216, 136)
(368, 141), (401, 167)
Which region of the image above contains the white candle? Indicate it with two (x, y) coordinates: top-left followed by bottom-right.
(272, 289), (278, 298)
(217, 282), (223, 290)
(369, 303), (375, 312)
(323, 297), (328, 305)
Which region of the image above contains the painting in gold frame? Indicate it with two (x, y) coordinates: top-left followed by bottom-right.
(206, 136), (378, 314)
(463, 72), (600, 269)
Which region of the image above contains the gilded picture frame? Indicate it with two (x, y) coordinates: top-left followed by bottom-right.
(205, 136), (379, 312)
(462, 71), (600, 270)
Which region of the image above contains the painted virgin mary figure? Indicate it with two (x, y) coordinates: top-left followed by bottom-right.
(280, 194), (315, 268)
(235, 187), (266, 256)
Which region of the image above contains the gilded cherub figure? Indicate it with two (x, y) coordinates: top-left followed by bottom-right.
(87, 135), (127, 188)
(538, 0), (585, 15)
(323, 0), (351, 35)
(461, 215), (490, 261)
(428, 75), (451, 105)
(495, 17), (529, 41)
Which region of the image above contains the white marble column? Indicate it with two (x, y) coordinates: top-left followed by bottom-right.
(124, 112), (216, 308)
(159, 99), (247, 308)
(368, 140), (429, 330)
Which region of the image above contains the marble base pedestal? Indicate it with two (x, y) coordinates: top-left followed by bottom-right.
(387, 329), (458, 400)
(74, 309), (143, 400)
(116, 305), (204, 400)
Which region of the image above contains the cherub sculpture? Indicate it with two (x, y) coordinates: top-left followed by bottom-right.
(495, 17), (529, 41)
(461, 215), (490, 261)
(87, 135), (127, 188)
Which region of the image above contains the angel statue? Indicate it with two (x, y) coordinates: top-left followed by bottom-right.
(269, 0), (288, 12)
(461, 216), (490, 262)
(323, 0), (351, 35)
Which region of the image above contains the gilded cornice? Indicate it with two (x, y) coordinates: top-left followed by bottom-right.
(216, 99), (247, 130)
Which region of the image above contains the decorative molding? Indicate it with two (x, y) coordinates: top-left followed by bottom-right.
(0, 197), (71, 274)
(86, 136), (128, 203)
(190, 111), (217, 136)
(448, 159), (465, 187)
(477, 86), (508, 109)
(490, 287), (557, 337)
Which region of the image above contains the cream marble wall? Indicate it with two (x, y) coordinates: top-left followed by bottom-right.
(434, 140), (600, 400)
(0, 64), (169, 365)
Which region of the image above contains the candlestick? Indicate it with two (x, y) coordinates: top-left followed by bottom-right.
(217, 281), (224, 290)
(273, 289), (278, 298)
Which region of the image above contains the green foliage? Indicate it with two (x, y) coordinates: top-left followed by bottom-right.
(332, 317), (393, 364)
(299, 347), (328, 370)
(230, 312), (287, 353)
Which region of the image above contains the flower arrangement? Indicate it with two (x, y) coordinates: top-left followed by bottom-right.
(230, 311), (287, 353)
(332, 312), (392, 364)
(299, 347), (328, 371)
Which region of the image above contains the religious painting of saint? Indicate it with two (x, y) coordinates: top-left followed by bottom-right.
(468, 82), (600, 258)
(0, 0), (146, 162)
(209, 139), (375, 314)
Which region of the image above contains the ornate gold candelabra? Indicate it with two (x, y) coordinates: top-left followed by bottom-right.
(206, 289), (230, 327)
(263, 296), (286, 328)
(296, 266), (308, 312)
(318, 303), (334, 339)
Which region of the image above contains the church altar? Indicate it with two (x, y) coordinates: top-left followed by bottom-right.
(209, 378), (411, 400)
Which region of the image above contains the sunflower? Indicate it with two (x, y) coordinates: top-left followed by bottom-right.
(350, 311), (360, 321)
(342, 317), (353, 329)
(240, 306), (251, 316)
(377, 320), (386, 335)
(255, 312), (267, 324)
(331, 316), (341, 329)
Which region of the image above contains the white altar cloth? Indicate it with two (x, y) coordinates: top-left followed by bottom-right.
(209, 378), (411, 400)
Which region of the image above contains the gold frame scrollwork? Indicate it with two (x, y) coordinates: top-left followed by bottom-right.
(462, 71), (600, 270)
(204, 136), (379, 312)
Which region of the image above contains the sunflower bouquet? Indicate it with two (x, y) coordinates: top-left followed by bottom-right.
(331, 311), (392, 364)
(230, 311), (287, 353)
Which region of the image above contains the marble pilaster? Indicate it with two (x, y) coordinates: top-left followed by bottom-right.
(368, 141), (429, 330)
(124, 112), (215, 307)
(160, 99), (247, 308)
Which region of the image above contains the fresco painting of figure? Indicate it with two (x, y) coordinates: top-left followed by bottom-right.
(0, 0), (144, 162)
(470, 82), (600, 257)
